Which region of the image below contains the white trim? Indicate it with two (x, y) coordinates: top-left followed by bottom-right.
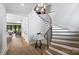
(0, 46), (7, 55)
(22, 33), (30, 44)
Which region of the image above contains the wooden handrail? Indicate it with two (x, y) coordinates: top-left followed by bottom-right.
(44, 27), (52, 49)
(44, 28), (50, 39)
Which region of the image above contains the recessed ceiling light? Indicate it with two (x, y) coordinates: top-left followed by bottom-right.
(21, 3), (24, 6)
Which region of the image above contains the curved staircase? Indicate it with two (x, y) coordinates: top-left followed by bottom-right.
(46, 25), (79, 55)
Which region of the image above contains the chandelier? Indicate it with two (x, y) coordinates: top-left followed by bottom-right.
(35, 3), (46, 14)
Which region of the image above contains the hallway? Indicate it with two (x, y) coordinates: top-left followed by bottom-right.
(6, 36), (46, 55)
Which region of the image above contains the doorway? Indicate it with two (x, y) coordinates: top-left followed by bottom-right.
(6, 23), (21, 36)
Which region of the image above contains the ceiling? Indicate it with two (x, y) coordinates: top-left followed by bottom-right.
(3, 3), (36, 16)
(3, 3), (53, 17)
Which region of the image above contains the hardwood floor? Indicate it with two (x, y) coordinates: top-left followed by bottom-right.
(6, 36), (47, 55)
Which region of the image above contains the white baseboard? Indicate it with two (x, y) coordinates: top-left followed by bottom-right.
(0, 46), (8, 55)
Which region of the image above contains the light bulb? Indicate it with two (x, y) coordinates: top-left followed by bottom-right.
(37, 3), (41, 7)
(41, 8), (44, 12)
(36, 7), (39, 11)
(44, 5), (46, 9)
(41, 3), (44, 7)
(21, 3), (24, 6)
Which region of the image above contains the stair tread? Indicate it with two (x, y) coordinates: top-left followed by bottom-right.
(52, 34), (79, 37)
(48, 48), (62, 55)
(52, 40), (79, 48)
(52, 39), (79, 44)
(49, 25), (79, 55)
(46, 50), (53, 55)
(49, 47), (69, 55)
(52, 37), (79, 41)
(50, 45), (79, 55)
(52, 28), (79, 32)
(52, 37), (79, 40)
(52, 30), (79, 33)
(52, 33), (79, 35)
(52, 35), (79, 38)
(51, 42), (79, 52)
(52, 28), (62, 29)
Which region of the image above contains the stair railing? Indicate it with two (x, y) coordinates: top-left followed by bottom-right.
(35, 12), (52, 49)
(38, 14), (52, 49)
(44, 26), (52, 49)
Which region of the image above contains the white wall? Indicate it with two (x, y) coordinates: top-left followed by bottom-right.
(7, 13), (24, 23)
(46, 3), (56, 26)
(22, 10), (51, 44)
(28, 11), (45, 42)
(54, 3), (79, 30)
(27, 10), (51, 44)
(0, 4), (7, 54)
(21, 17), (29, 43)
